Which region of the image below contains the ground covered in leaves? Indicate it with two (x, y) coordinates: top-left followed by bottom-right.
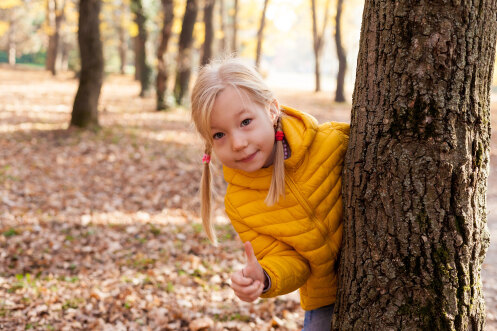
(1, 65), (497, 330)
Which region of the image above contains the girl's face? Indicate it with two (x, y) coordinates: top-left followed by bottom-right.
(209, 86), (278, 172)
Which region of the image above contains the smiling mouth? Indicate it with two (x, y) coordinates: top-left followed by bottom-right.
(237, 151), (258, 162)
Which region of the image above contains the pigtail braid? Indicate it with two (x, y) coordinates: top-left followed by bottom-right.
(201, 146), (217, 245)
(265, 116), (285, 206)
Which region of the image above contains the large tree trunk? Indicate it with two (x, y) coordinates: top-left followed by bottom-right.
(173, 0), (198, 105)
(70, 0), (103, 129)
(201, 0), (215, 65)
(156, 0), (174, 110)
(310, 0), (330, 92)
(131, 0), (152, 97)
(334, 0), (497, 330)
(334, 0), (346, 103)
(254, 0), (269, 70)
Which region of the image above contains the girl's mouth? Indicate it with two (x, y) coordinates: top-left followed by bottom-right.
(238, 151), (258, 162)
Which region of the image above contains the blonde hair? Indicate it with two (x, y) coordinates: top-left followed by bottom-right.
(191, 57), (286, 244)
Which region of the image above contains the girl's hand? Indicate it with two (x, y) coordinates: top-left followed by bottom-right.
(230, 241), (265, 302)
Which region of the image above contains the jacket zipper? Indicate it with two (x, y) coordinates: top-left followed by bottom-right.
(285, 176), (328, 239)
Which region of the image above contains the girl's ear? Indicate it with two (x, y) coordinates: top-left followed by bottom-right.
(268, 98), (280, 125)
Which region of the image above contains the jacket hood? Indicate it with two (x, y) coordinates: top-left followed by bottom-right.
(223, 105), (319, 189)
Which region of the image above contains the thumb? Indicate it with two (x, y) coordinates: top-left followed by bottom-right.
(244, 241), (258, 265)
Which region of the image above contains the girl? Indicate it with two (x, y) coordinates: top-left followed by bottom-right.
(191, 58), (349, 331)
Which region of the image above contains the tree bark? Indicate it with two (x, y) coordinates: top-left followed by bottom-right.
(156, 0), (174, 110)
(118, 0), (128, 75)
(334, 0), (497, 330)
(70, 0), (103, 129)
(131, 0), (152, 97)
(201, 0), (215, 65)
(46, 0), (56, 72)
(255, 0), (269, 70)
(310, 0), (331, 92)
(334, 0), (346, 102)
(173, 0), (198, 105)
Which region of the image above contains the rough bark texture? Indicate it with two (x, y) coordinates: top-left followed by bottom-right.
(201, 0), (215, 66)
(70, 0), (103, 129)
(156, 0), (174, 110)
(334, 0), (346, 102)
(333, 0), (497, 330)
(173, 0), (198, 105)
(255, 0), (269, 70)
(131, 0), (152, 97)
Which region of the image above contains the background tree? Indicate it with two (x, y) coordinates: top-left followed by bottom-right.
(218, 0), (226, 54)
(201, 0), (215, 65)
(45, 0), (66, 75)
(231, 0), (237, 53)
(333, 0), (345, 102)
(254, 0), (268, 70)
(70, 0), (103, 128)
(173, 0), (198, 105)
(334, 0), (497, 330)
(310, 0), (331, 92)
(156, 0), (174, 110)
(131, 0), (152, 97)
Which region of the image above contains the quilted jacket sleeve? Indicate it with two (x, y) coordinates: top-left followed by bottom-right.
(225, 199), (311, 298)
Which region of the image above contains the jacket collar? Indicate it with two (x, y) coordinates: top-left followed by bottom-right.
(223, 105), (318, 189)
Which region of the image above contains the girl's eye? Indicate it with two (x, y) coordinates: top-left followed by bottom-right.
(241, 119), (252, 127)
(213, 132), (224, 140)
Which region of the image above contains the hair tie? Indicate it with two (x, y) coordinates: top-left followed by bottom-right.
(275, 131), (284, 141)
(202, 154), (211, 164)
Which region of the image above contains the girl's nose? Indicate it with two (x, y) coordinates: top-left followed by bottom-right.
(231, 133), (248, 151)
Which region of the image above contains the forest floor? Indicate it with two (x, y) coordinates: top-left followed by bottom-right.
(0, 65), (496, 330)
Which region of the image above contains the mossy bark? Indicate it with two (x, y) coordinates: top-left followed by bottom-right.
(333, 0), (497, 330)
(70, 0), (103, 129)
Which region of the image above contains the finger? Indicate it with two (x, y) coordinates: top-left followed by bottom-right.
(231, 271), (253, 287)
(233, 280), (261, 297)
(235, 282), (264, 302)
(244, 241), (258, 265)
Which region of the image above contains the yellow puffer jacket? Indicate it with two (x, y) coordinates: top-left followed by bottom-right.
(223, 106), (349, 310)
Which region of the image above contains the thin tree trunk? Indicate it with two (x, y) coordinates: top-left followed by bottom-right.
(334, 0), (346, 102)
(255, 0), (269, 70)
(232, 0), (238, 53)
(70, 0), (103, 128)
(156, 0), (174, 110)
(131, 0), (152, 97)
(201, 0), (215, 65)
(134, 36), (140, 80)
(46, 0), (56, 72)
(8, 17), (15, 66)
(118, 0), (128, 75)
(53, 0), (66, 75)
(334, 0), (497, 329)
(173, 0), (198, 105)
(310, 0), (331, 92)
(218, 0), (226, 54)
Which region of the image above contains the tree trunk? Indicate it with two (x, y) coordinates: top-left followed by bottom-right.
(334, 0), (497, 330)
(70, 0), (103, 129)
(46, 0), (56, 72)
(173, 0), (198, 105)
(7, 18), (16, 67)
(232, 0), (238, 53)
(310, 0), (331, 92)
(254, 0), (269, 70)
(334, 0), (346, 103)
(131, 0), (152, 97)
(218, 0), (226, 54)
(201, 0), (215, 66)
(156, 0), (174, 110)
(118, 0), (128, 75)
(134, 36), (140, 80)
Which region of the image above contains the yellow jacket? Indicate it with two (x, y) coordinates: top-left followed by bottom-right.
(223, 106), (349, 310)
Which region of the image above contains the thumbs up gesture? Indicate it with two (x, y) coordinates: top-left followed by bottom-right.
(230, 241), (266, 302)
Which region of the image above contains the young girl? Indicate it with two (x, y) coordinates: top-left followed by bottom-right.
(191, 58), (349, 331)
